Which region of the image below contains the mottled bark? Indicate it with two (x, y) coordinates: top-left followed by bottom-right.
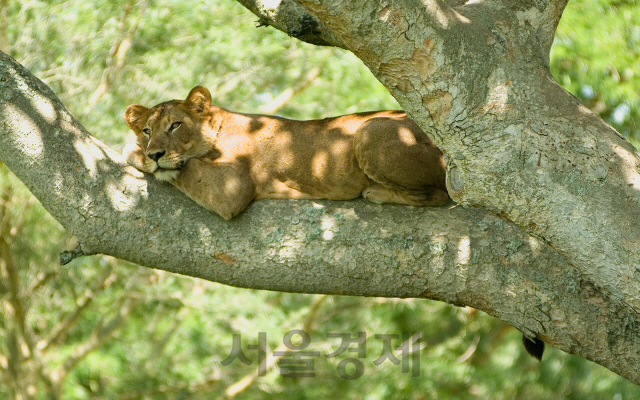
(235, 0), (640, 382)
(235, 0), (345, 47)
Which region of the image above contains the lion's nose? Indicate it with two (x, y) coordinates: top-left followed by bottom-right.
(148, 151), (165, 162)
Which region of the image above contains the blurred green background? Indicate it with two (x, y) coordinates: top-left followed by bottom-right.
(1, 0), (639, 399)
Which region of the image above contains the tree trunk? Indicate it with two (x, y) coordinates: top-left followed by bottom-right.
(1, 0), (640, 384)
(236, 0), (640, 381)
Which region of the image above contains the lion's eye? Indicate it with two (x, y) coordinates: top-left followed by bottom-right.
(169, 122), (182, 132)
(142, 128), (151, 136)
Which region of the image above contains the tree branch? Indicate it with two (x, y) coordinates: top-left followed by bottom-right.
(235, 0), (346, 48)
(224, 295), (328, 399)
(52, 296), (138, 384)
(491, 0), (570, 59)
(82, 0), (148, 116)
(37, 265), (117, 353)
(258, 66), (322, 114)
(1, 237), (57, 396)
(284, 0), (640, 321)
(0, 0), (8, 55)
(1, 52), (640, 383)
(1, 170), (58, 397)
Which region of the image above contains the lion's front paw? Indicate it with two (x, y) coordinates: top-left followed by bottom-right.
(362, 186), (388, 204)
(123, 143), (158, 173)
(154, 169), (180, 182)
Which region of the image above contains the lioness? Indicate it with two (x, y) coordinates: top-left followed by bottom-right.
(123, 86), (448, 219)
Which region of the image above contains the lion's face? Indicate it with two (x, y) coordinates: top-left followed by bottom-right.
(124, 86), (214, 171)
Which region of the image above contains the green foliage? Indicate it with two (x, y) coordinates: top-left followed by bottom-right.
(1, 0), (639, 399)
(551, 0), (640, 142)
(4, 0), (398, 151)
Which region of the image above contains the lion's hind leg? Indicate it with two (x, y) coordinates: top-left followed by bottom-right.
(354, 116), (449, 207)
(362, 184), (449, 207)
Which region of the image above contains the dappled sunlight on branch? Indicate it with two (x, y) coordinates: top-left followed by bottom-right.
(1, 103), (45, 161)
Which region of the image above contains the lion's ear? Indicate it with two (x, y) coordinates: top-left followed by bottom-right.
(185, 86), (212, 114)
(124, 105), (150, 133)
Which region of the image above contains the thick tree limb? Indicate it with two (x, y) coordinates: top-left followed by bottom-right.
(285, 0), (640, 327)
(237, 0), (640, 339)
(235, 0), (346, 47)
(1, 52), (640, 383)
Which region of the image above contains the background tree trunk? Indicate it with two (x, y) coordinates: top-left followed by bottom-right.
(1, 0), (640, 385)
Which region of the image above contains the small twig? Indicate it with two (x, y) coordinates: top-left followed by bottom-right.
(457, 335), (480, 363)
(59, 243), (91, 265)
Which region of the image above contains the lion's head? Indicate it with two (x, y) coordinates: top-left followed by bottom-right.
(124, 86), (215, 171)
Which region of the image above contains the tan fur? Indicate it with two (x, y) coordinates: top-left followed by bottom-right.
(124, 86), (448, 220)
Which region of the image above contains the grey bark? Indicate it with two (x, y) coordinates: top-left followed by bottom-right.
(277, 0), (640, 309)
(1, 0), (640, 384)
(236, 0), (640, 381)
(235, 0), (346, 47)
